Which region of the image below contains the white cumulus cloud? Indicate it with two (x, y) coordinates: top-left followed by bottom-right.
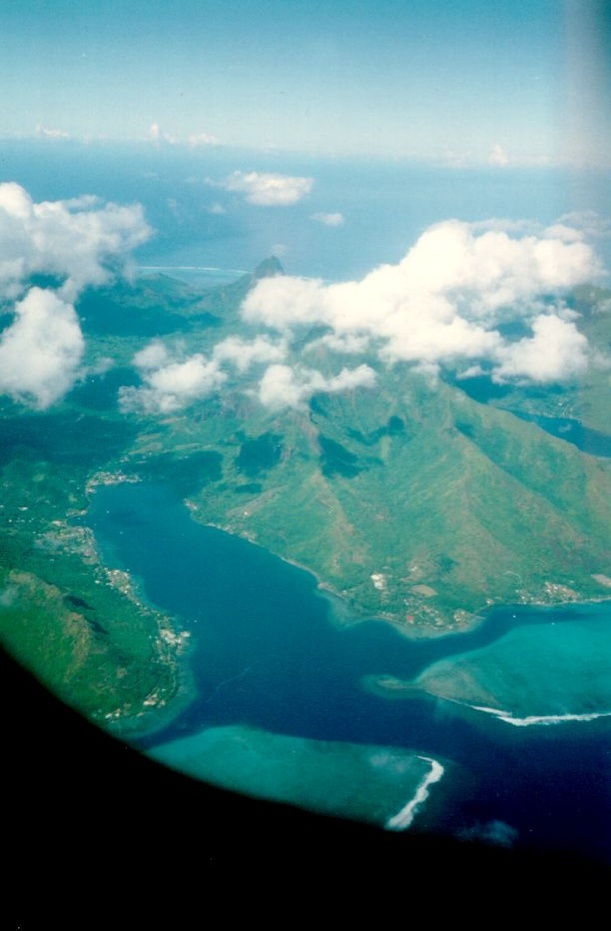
(212, 335), (287, 372)
(148, 123), (221, 147)
(258, 363), (376, 410)
(311, 212), (344, 227)
(0, 287), (84, 409)
(0, 181), (151, 301)
(121, 335), (288, 414)
(556, 210), (611, 240)
(0, 182), (152, 407)
(36, 124), (70, 140)
(221, 171), (314, 206)
(120, 351), (226, 415)
(307, 332), (372, 355)
(542, 223), (584, 243)
(132, 340), (169, 371)
(489, 143), (510, 167)
(187, 131), (220, 147)
(494, 314), (590, 383)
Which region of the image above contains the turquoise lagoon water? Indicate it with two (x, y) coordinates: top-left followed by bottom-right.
(88, 482), (611, 861)
(148, 724), (445, 831)
(410, 617), (611, 721)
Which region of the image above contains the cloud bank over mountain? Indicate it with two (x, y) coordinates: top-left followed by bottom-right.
(258, 363), (376, 410)
(119, 335), (286, 414)
(119, 335), (374, 414)
(243, 219), (603, 384)
(0, 182), (606, 413)
(0, 182), (150, 301)
(119, 350), (227, 415)
(107, 213), (610, 416)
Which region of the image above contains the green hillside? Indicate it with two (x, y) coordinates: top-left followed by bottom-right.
(0, 405), (186, 725)
(1, 265), (610, 722)
(131, 364), (609, 636)
(105, 268), (611, 636)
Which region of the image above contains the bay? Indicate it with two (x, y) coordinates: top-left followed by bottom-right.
(87, 481), (611, 862)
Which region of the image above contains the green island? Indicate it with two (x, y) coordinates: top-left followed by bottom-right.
(1, 263), (610, 722)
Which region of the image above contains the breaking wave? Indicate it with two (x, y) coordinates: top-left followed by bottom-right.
(469, 704), (611, 727)
(385, 756), (444, 830)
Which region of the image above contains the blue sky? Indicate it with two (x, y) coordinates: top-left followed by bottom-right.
(1, 0), (608, 164)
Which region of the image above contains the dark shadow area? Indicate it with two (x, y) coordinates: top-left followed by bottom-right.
(3, 647), (608, 923)
(319, 435), (363, 478)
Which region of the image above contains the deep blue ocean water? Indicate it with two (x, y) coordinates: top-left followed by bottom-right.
(88, 481), (611, 862)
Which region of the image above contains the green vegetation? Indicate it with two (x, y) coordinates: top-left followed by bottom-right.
(1, 267), (610, 726)
(0, 403), (185, 726)
(172, 370), (611, 635)
(74, 272), (611, 637)
(236, 432), (283, 478)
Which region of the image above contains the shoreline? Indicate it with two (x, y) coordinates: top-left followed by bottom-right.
(184, 504), (490, 641)
(83, 479), (195, 739)
(184, 499), (611, 641)
(191, 509), (611, 651)
(90, 481), (611, 738)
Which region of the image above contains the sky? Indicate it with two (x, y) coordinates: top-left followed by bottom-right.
(1, 0), (609, 165)
(0, 1), (610, 413)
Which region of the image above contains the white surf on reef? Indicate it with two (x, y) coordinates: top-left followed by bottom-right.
(137, 265), (248, 273)
(385, 756), (445, 831)
(469, 704), (611, 727)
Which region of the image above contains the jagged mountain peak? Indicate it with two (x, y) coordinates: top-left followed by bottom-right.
(253, 256), (285, 280)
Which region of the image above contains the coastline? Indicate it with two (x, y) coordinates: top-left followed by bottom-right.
(92, 481), (611, 743)
(83, 479), (195, 738)
(184, 499), (491, 641)
(81, 479), (611, 862)
(185, 499), (611, 642)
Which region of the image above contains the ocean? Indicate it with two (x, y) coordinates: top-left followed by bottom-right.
(5, 139), (611, 282)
